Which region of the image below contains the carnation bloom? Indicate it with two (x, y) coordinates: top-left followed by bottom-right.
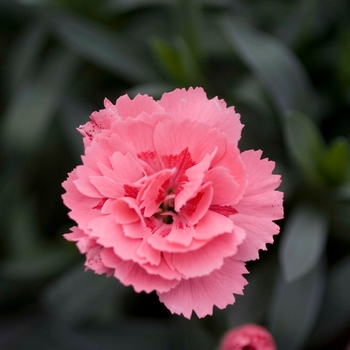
(62, 87), (283, 319)
(219, 324), (276, 350)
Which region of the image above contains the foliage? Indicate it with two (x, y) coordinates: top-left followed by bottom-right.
(1, 0), (350, 349)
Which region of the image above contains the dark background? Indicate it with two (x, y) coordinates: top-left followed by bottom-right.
(1, 0), (350, 349)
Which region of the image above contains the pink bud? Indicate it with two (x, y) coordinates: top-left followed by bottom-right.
(219, 324), (276, 350)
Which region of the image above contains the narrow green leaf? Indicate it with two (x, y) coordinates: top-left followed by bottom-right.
(220, 16), (317, 117)
(226, 257), (278, 326)
(151, 36), (205, 85)
(151, 37), (186, 82)
(127, 82), (176, 99)
(338, 28), (350, 88)
(268, 263), (325, 350)
(174, 36), (206, 86)
(60, 96), (93, 159)
(320, 137), (350, 186)
(43, 265), (123, 325)
(15, 0), (56, 6)
(3, 22), (47, 94)
(279, 206), (328, 282)
(3, 193), (41, 259)
(104, 0), (173, 13)
(284, 110), (326, 184)
(1, 49), (78, 154)
(1, 248), (76, 281)
(310, 256), (350, 346)
(49, 12), (158, 83)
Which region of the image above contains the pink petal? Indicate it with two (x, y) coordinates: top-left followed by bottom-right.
(154, 119), (226, 167)
(219, 324), (276, 350)
(138, 169), (175, 217)
(115, 93), (164, 119)
(63, 226), (86, 241)
(140, 257), (183, 280)
(109, 118), (162, 172)
(158, 87), (243, 144)
(89, 215), (145, 264)
(63, 227), (96, 254)
(109, 151), (145, 183)
(212, 142), (247, 205)
(74, 165), (102, 198)
(233, 215), (281, 261)
(193, 210), (235, 240)
(158, 257), (248, 318)
(235, 190), (284, 219)
(123, 220), (152, 239)
(78, 97), (118, 143)
(62, 170), (102, 231)
(136, 238), (161, 266)
(165, 216), (196, 247)
(89, 176), (124, 198)
(112, 197), (142, 224)
(180, 183), (213, 226)
(171, 230), (245, 278)
(174, 150), (216, 212)
(231, 150), (284, 261)
(205, 166), (241, 205)
(241, 150), (282, 195)
(85, 245), (113, 275)
(101, 248), (179, 293)
(148, 225), (209, 253)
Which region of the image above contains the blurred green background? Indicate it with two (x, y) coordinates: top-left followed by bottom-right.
(1, 0), (350, 349)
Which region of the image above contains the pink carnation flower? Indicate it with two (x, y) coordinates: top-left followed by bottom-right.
(62, 87), (283, 319)
(219, 324), (276, 350)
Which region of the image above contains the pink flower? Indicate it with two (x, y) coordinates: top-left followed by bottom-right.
(219, 324), (276, 350)
(62, 87), (283, 319)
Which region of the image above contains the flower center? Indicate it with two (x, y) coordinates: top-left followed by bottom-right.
(156, 190), (176, 224)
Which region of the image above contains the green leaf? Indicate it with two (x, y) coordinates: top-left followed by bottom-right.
(268, 263), (325, 350)
(43, 265), (124, 325)
(4, 195), (42, 259)
(3, 22), (47, 94)
(1, 49), (78, 154)
(104, 0), (172, 14)
(310, 256), (350, 346)
(151, 36), (205, 86)
(319, 137), (350, 186)
(1, 248), (76, 281)
(127, 82), (176, 99)
(226, 257), (278, 326)
(284, 110), (326, 184)
(279, 206), (328, 282)
(15, 0), (57, 6)
(220, 16), (317, 117)
(338, 28), (350, 88)
(151, 37), (187, 83)
(49, 12), (158, 83)
(60, 96), (93, 159)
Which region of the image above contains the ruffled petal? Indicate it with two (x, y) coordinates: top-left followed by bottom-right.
(115, 93), (164, 120)
(89, 215), (145, 264)
(232, 150), (283, 261)
(165, 216), (196, 247)
(154, 119), (226, 167)
(193, 210), (235, 240)
(240, 150), (282, 195)
(158, 87), (243, 144)
(174, 150), (216, 212)
(170, 229), (245, 278)
(101, 248), (179, 293)
(62, 170), (102, 231)
(138, 169), (175, 217)
(180, 183), (213, 226)
(158, 257), (248, 318)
